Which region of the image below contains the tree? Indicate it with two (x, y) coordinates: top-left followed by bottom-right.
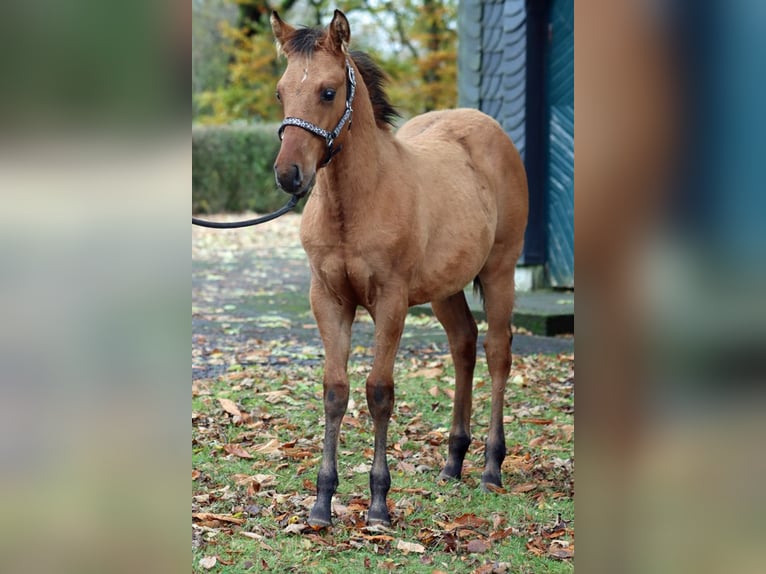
(192, 0), (457, 124)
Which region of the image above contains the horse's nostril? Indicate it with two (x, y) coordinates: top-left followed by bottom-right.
(275, 163), (303, 193)
(291, 164), (302, 190)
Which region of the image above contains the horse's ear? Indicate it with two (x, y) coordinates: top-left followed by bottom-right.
(271, 11), (295, 55)
(327, 9), (350, 54)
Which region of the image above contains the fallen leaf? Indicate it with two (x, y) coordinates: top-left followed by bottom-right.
(511, 482), (537, 494)
(218, 398), (241, 417)
(192, 469), (201, 481)
(428, 385), (440, 397)
(192, 512), (246, 525)
(483, 483), (507, 494)
(408, 366), (443, 379)
(223, 444), (253, 459)
(548, 541), (574, 560)
(283, 523), (307, 535)
(260, 390), (290, 404)
(453, 513), (489, 529)
(198, 555), (217, 569)
(520, 418), (553, 425)
(465, 539), (490, 553)
(253, 438), (281, 455)
(396, 540), (426, 554)
(471, 562), (511, 574)
(352, 463), (371, 474)
(529, 436), (547, 448)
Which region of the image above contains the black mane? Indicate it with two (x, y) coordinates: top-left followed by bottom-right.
(349, 50), (400, 127)
(285, 28), (400, 128)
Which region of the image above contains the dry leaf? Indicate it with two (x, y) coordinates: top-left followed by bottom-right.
(192, 469), (201, 481)
(218, 398), (241, 417)
(428, 385), (440, 397)
(529, 436), (547, 448)
(283, 523), (307, 535)
(454, 513), (489, 529)
(407, 366), (443, 379)
(240, 532), (264, 540)
(192, 512), (246, 525)
(548, 541), (574, 560)
(223, 444), (253, 459)
(511, 482), (538, 494)
(396, 540), (426, 554)
(483, 483), (507, 494)
(253, 438), (281, 455)
(198, 555), (217, 569)
(465, 539), (490, 553)
(260, 390), (290, 404)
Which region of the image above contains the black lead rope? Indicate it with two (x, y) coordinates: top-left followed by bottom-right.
(191, 194), (300, 229)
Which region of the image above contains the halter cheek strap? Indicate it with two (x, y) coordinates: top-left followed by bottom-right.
(278, 60), (357, 167)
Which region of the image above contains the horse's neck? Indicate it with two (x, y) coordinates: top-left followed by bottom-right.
(316, 121), (397, 218)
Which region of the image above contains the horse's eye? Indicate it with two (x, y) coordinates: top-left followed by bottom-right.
(276, 91), (281, 102)
(321, 88), (336, 102)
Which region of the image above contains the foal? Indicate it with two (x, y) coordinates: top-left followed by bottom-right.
(271, 10), (528, 527)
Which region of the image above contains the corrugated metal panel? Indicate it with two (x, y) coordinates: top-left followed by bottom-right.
(500, 0), (527, 156)
(545, 0), (574, 287)
(457, 0), (482, 108)
(479, 0), (505, 113)
(459, 0), (526, 156)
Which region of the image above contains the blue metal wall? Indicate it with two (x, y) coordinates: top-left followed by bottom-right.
(544, 0), (574, 287)
(457, 0), (574, 287)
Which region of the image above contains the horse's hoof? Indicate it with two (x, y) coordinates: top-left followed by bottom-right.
(307, 516), (332, 528)
(437, 470), (461, 482)
(308, 507), (332, 528)
(480, 470), (503, 493)
(366, 507), (391, 527)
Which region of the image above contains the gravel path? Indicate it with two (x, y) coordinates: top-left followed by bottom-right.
(192, 213), (573, 380)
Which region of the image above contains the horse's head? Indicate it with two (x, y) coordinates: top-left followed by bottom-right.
(271, 10), (354, 196)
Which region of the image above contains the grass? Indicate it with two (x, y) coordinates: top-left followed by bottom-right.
(192, 353), (574, 573)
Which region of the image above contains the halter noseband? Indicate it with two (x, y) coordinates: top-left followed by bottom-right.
(277, 60), (357, 167)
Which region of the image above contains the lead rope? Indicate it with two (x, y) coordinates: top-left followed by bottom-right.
(191, 194), (299, 229)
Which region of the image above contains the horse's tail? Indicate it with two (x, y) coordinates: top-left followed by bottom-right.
(472, 276), (486, 311)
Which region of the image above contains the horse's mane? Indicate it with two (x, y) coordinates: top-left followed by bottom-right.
(285, 28), (400, 128)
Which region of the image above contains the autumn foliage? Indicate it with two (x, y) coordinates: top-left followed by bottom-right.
(193, 1), (458, 125)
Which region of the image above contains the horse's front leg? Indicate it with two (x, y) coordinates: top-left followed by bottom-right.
(307, 281), (355, 527)
(366, 290), (408, 526)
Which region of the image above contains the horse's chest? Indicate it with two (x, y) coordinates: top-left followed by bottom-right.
(311, 250), (378, 307)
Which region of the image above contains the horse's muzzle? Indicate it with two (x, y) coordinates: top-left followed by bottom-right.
(274, 163), (315, 197)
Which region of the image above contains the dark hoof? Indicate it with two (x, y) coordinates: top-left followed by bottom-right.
(438, 469), (461, 482)
(308, 504), (332, 528)
(367, 506), (391, 527)
(480, 470), (503, 492)
(307, 515), (332, 528)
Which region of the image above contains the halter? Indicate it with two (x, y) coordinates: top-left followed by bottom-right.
(277, 60), (357, 167)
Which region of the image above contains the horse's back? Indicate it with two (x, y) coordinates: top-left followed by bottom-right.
(397, 108), (528, 252)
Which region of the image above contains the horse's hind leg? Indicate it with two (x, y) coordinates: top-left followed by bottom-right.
(432, 292), (478, 481)
(477, 265), (516, 490)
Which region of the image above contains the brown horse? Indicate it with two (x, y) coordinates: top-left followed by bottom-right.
(271, 10), (528, 527)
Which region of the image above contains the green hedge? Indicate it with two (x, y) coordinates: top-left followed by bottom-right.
(192, 124), (299, 214)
